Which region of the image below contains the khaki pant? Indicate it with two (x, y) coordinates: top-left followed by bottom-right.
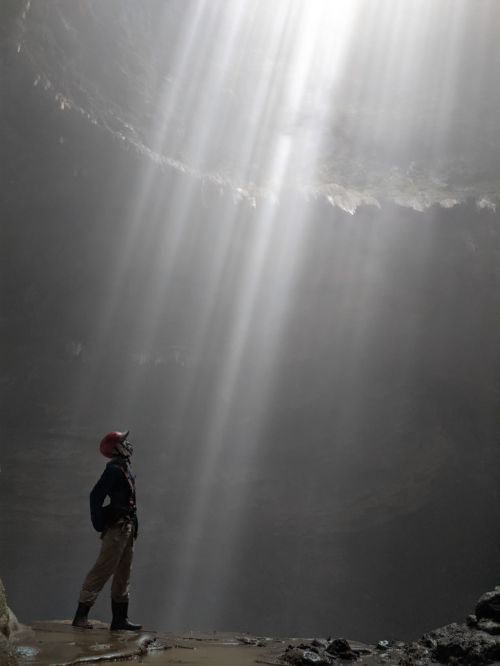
(79, 519), (135, 606)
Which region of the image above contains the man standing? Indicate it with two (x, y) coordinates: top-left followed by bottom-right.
(72, 431), (141, 631)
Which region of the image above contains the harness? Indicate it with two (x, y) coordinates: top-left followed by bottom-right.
(109, 461), (137, 514)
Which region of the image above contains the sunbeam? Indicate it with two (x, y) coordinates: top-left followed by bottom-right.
(2, 0), (500, 648)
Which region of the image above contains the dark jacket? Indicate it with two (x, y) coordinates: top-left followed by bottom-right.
(89, 458), (138, 537)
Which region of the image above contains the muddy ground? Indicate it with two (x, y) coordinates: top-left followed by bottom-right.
(9, 589), (500, 666)
(10, 620), (389, 666)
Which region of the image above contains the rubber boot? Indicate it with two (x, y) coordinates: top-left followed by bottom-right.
(110, 601), (142, 631)
(72, 602), (93, 629)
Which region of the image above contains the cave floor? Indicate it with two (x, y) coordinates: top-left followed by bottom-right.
(11, 620), (389, 665)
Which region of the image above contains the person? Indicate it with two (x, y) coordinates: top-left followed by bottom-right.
(72, 430), (142, 631)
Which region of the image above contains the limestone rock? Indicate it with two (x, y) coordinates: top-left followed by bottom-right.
(0, 580), (19, 640)
(428, 622), (500, 664)
(0, 634), (18, 666)
(0, 579), (18, 666)
(477, 618), (500, 635)
(281, 637), (366, 665)
(0, 578), (8, 638)
(466, 614), (478, 628)
(326, 637), (357, 660)
(283, 645), (332, 665)
(475, 587), (500, 623)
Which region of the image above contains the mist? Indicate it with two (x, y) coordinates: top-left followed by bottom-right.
(1, 0), (500, 644)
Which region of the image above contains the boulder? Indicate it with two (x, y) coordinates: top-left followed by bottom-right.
(475, 587), (500, 623)
(398, 640), (434, 665)
(326, 638), (357, 660)
(477, 619), (500, 635)
(283, 645), (331, 665)
(428, 622), (500, 665)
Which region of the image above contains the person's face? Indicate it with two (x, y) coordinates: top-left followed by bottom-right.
(116, 438), (133, 458)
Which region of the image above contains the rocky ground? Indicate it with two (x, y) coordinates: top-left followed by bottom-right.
(3, 588), (500, 665)
(276, 587), (500, 665)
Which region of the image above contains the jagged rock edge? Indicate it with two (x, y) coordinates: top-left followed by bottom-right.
(17, 56), (499, 217)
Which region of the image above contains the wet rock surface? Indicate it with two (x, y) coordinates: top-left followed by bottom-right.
(9, 620), (170, 665)
(10, 624), (287, 666)
(8, 589), (500, 665)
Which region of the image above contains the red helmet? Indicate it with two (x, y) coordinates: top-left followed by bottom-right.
(99, 430), (131, 458)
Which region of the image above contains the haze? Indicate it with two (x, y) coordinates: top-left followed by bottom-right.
(1, 0), (499, 643)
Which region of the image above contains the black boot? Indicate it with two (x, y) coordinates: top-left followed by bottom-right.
(72, 602), (93, 629)
(110, 600), (142, 631)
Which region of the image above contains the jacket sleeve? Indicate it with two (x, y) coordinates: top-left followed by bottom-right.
(89, 467), (116, 532)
